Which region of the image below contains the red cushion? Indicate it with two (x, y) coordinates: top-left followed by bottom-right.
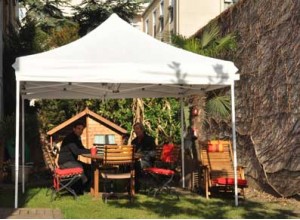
(207, 142), (224, 152)
(144, 167), (175, 176)
(212, 177), (248, 187)
(160, 143), (175, 163)
(55, 167), (83, 177)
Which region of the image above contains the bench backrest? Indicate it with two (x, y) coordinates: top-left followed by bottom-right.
(200, 140), (234, 179)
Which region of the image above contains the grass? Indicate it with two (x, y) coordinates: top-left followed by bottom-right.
(0, 186), (298, 219)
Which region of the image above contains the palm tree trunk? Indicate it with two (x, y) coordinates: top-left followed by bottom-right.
(190, 93), (206, 161)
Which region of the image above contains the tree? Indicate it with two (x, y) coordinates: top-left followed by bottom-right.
(172, 22), (237, 157)
(19, 0), (79, 51)
(73, 0), (141, 36)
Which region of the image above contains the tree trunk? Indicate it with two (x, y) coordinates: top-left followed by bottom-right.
(128, 98), (144, 144)
(0, 138), (5, 183)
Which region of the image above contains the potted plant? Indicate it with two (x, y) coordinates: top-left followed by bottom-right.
(0, 115), (15, 182)
(0, 114), (36, 183)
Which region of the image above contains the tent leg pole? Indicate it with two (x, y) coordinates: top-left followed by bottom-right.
(15, 80), (20, 208)
(22, 97), (25, 193)
(231, 82), (238, 206)
(180, 96), (185, 188)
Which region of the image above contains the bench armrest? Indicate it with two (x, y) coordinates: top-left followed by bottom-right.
(237, 165), (246, 179)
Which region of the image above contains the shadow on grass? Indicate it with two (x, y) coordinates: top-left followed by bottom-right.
(0, 185), (42, 207)
(0, 184), (44, 218)
(103, 190), (298, 219)
(0, 169), (52, 218)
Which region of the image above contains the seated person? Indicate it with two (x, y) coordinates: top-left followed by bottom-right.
(132, 122), (156, 168)
(131, 122), (156, 192)
(58, 121), (90, 194)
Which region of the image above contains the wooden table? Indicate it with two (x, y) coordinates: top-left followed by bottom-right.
(81, 153), (142, 198)
(81, 153), (104, 198)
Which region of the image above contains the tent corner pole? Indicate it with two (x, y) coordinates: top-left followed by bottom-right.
(230, 81), (238, 206)
(180, 96), (185, 188)
(14, 80), (20, 208)
(22, 97), (25, 193)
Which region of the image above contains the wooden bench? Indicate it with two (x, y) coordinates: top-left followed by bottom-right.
(199, 140), (247, 199)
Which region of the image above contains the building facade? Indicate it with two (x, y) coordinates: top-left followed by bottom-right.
(142, 0), (237, 41)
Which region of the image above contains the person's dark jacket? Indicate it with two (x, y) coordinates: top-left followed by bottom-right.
(132, 132), (156, 168)
(58, 132), (89, 165)
(131, 132), (156, 153)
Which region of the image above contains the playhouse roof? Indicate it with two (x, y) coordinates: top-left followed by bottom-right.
(47, 107), (127, 135)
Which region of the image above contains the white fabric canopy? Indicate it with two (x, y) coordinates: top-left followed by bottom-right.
(13, 14), (240, 208)
(13, 13), (238, 99)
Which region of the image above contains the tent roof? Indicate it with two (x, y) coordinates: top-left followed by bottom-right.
(13, 14), (239, 99)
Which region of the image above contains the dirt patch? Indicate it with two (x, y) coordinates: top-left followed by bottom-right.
(245, 187), (300, 215)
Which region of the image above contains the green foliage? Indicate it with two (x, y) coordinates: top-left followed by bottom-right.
(0, 114), (40, 145)
(3, 0), (79, 114)
(36, 97), (181, 145)
(73, 0), (142, 36)
(95, 99), (134, 132)
(172, 22), (237, 58)
(206, 95), (231, 120)
(36, 99), (92, 132)
(18, 0), (78, 51)
(0, 115), (15, 141)
(171, 23), (237, 126)
(21, 0), (74, 32)
(143, 98), (181, 143)
(36, 98), (133, 134)
(47, 25), (80, 48)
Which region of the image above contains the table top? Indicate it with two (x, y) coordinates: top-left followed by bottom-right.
(81, 153), (104, 159)
(81, 153), (142, 160)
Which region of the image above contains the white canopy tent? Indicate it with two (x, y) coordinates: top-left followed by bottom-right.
(13, 14), (240, 208)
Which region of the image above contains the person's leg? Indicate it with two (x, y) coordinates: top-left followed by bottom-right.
(80, 161), (92, 191)
(134, 160), (142, 192)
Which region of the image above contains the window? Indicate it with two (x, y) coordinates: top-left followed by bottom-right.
(168, 0), (174, 23)
(160, 0), (164, 17)
(159, 15), (164, 32)
(153, 10), (157, 37)
(159, 0), (164, 32)
(145, 19), (149, 34)
(224, 0), (237, 9)
(94, 134), (116, 146)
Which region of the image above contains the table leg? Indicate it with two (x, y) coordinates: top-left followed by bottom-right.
(90, 160), (100, 197)
(90, 161), (95, 196)
(94, 167), (99, 197)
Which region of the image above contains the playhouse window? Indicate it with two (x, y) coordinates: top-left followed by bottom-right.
(94, 134), (116, 145)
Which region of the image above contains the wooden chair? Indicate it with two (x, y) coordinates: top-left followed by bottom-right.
(100, 145), (135, 203)
(143, 143), (180, 199)
(199, 140), (247, 199)
(154, 143), (180, 170)
(41, 142), (57, 172)
(45, 144), (84, 201)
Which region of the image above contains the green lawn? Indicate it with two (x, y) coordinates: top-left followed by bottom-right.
(0, 186), (298, 219)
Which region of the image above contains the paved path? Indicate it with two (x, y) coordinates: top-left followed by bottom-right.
(0, 208), (63, 219)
